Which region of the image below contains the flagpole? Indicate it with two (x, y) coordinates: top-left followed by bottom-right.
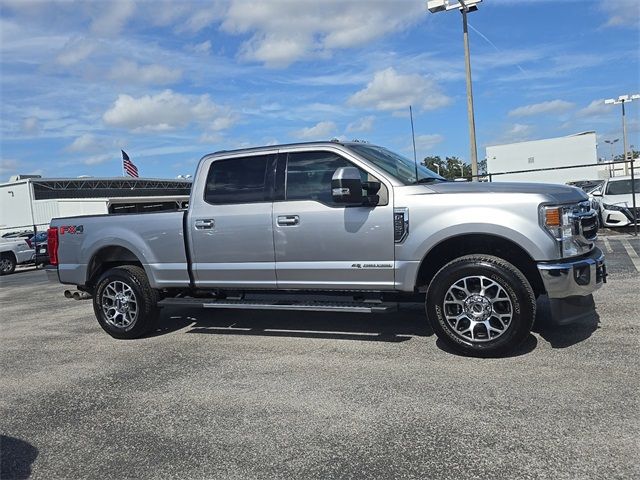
(121, 150), (125, 177)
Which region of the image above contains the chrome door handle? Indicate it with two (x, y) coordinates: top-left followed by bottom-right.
(277, 215), (299, 226)
(195, 219), (215, 229)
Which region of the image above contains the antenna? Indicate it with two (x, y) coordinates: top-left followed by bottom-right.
(410, 105), (419, 182)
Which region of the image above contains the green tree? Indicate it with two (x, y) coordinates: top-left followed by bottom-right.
(613, 149), (639, 162)
(478, 158), (487, 176)
(423, 155), (471, 180)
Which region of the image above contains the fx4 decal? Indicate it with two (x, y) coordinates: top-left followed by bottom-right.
(59, 225), (84, 235)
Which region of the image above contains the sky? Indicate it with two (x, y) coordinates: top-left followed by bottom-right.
(1, 0), (639, 180)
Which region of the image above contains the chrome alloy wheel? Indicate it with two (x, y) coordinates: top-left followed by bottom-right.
(442, 275), (513, 343)
(0, 258), (13, 273)
(101, 280), (138, 329)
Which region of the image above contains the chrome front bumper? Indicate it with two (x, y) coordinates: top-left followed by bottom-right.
(537, 247), (606, 299)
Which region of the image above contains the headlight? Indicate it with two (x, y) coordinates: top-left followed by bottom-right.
(602, 203), (625, 212)
(540, 202), (592, 258)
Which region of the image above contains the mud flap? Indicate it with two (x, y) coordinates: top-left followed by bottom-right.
(546, 294), (597, 326)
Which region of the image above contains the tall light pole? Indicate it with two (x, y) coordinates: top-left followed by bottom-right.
(604, 138), (619, 162)
(604, 95), (639, 173)
(427, 0), (481, 181)
(605, 94), (639, 236)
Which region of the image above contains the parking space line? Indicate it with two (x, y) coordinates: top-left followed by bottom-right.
(620, 239), (640, 273)
(602, 238), (613, 253)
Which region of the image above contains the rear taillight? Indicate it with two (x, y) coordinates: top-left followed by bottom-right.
(47, 227), (59, 266)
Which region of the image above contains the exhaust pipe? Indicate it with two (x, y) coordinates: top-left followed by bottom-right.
(65, 290), (92, 300)
(72, 291), (92, 300)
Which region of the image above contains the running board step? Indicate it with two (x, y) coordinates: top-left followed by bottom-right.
(158, 297), (396, 313)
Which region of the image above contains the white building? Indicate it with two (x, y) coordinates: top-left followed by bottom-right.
(0, 176), (191, 235)
(486, 132), (609, 184)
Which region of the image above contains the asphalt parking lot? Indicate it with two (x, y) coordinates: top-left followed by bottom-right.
(1, 235), (639, 480)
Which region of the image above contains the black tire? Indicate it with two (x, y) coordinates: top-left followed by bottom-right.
(425, 255), (535, 357)
(93, 265), (159, 339)
(0, 254), (17, 276)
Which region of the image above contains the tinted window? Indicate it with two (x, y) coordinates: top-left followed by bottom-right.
(286, 151), (368, 204)
(205, 155), (271, 204)
(349, 144), (444, 185)
(605, 179), (640, 195)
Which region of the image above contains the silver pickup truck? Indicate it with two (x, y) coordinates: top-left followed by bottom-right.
(46, 141), (606, 356)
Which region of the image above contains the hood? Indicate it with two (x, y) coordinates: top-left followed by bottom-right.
(601, 192), (640, 207)
(424, 181), (587, 204)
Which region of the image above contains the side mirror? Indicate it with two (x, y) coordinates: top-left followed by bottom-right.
(331, 167), (363, 204)
(592, 190), (602, 197)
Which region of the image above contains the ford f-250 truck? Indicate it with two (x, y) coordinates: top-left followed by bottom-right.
(46, 141), (606, 356)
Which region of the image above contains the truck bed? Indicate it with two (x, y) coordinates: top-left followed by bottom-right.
(51, 210), (189, 289)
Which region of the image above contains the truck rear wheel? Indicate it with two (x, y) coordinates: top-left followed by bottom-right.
(93, 265), (159, 339)
(425, 255), (535, 357)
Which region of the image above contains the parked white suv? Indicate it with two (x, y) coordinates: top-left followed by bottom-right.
(591, 176), (640, 227)
(0, 237), (35, 275)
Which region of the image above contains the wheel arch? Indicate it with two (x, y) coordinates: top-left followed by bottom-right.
(0, 250), (18, 262)
(87, 245), (145, 288)
(415, 233), (545, 297)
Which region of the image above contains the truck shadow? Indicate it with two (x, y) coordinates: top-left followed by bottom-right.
(0, 435), (38, 480)
(152, 304), (432, 343)
(152, 299), (599, 350)
(533, 297), (601, 349)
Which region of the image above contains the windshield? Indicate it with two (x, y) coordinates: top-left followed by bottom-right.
(348, 144), (446, 185)
(605, 179), (640, 195)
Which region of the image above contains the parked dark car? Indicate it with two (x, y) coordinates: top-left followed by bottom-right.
(27, 231), (49, 265)
(566, 180), (604, 193)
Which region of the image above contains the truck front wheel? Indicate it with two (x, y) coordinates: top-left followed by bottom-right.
(93, 265), (159, 339)
(426, 255), (535, 357)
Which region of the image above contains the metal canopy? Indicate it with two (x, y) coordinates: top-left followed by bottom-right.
(30, 178), (192, 200)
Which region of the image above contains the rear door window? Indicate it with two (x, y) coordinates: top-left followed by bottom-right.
(204, 155), (272, 204)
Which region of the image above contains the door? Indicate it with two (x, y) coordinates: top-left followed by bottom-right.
(189, 153), (277, 288)
(273, 150), (395, 290)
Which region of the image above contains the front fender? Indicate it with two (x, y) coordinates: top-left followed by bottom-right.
(399, 205), (558, 263)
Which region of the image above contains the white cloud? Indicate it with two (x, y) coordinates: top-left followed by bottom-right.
(103, 90), (237, 133)
(0, 159), (21, 175)
(577, 99), (612, 118)
(294, 121), (337, 140)
(21, 117), (39, 135)
(209, 114), (239, 131)
(600, 0), (640, 27)
(346, 116), (375, 133)
(508, 99), (574, 117)
(414, 134), (445, 151)
(67, 134), (99, 152)
(499, 123), (534, 143)
(55, 38), (95, 66)
(348, 68), (451, 113)
(189, 40), (212, 54)
(180, 5), (225, 33)
(90, 0), (135, 36)
(221, 0), (422, 67)
(199, 132), (224, 144)
(108, 60), (182, 85)
(83, 154), (112, 166)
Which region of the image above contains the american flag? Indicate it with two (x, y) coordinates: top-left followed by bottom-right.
(121, 150), (139, 178)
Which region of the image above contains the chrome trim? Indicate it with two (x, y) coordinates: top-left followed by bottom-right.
(537, 247), (605, 299)
(442, 275), (513, 343)
(394, 207), (409, 243)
